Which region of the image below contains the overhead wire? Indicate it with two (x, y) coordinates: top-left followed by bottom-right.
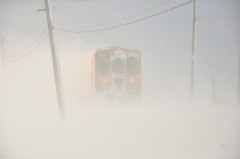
(6, 30), (49, 62)
(6, 34), (48, 62)
(0, 0), (108, 3)
(54, 0), (193, 33)
(3, 0), (192, 62)
(54, 0), (172, 29)
(16, 29), (48, 53)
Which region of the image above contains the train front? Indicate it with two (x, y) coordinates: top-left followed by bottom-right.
(95, 48), (141, 98)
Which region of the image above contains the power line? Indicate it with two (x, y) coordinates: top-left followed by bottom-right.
(55, 0), (172, 29)
(0, 0), (41, 3)
(55, 0), (193, 33)
(16, 29), (48, 53)
(0, 0), (108, 3)
(5, 29), (47, 61)
(6, 34), (48, 62)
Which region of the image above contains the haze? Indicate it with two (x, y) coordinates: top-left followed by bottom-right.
(0, 0), (240, 159)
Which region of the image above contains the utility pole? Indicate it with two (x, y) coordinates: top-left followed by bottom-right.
(0, 38), (6, 109)
(212, 75), (216, 102)
(41, 0), (65, 116)
(1, 37), (5, 76)
(238, 46), (240, 104)
(191, 0), (196, 99)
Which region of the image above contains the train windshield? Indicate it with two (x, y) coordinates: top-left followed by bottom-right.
(96, 53), (110, 73)
(112, 57), (125, 74)
(127, 53), (140, 74)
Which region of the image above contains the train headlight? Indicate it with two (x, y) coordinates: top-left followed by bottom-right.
(129, 78), (138, 83)
(98, 78), (108, 83)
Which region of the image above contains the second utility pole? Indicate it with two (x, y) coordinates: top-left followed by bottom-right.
(238, 45), (240, 104)
(191, 0), (196, 99)
(1, 37), (5, 76)
(43, 0), (65, 116)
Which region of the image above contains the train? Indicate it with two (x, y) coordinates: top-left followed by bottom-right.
(79, 47), (142, 98)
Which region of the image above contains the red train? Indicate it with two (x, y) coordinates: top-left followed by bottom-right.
(80, 47), (142, 98)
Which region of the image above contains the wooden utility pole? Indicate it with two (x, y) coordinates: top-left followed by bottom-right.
(0, 38), (6, 108)
(212, 75), (216, 102)
(1, 37), (5, 76)
(238, 46), (240, 104)
(42, 0), (65, 116)
(191, 0), (196, 99)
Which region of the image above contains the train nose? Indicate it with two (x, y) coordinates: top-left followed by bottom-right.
(114, 78), (124, 88)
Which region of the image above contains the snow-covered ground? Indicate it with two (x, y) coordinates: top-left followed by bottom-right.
(0, 97), (239, 159)
(0, 46), (239, 159)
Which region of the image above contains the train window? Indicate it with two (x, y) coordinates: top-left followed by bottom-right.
(112, 58), (125, 74)
(127, 56), (140, 74)
(96, 53), (110, 73)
